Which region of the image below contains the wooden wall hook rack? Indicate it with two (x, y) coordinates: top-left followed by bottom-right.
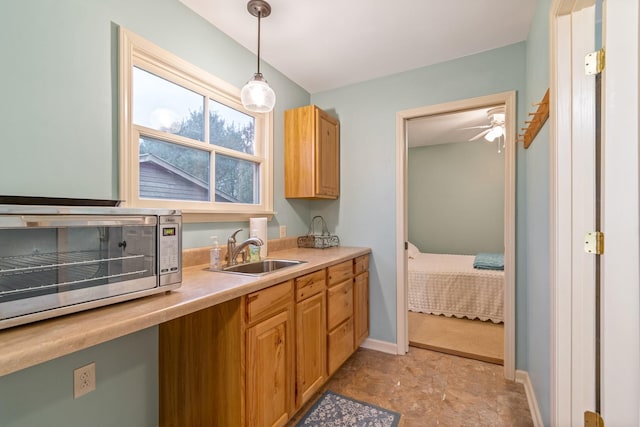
(518, 88), (549, 149)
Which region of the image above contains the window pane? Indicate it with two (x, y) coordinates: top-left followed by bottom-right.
(139, 136), (210, 201)
(133, 67), (205, 141)
(215, 155), (259, 204)
(209, 99), (255, 154)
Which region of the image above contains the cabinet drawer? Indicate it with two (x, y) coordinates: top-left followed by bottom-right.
(327, 279), (353, 330)
(328, 318), (354, 375)
(295, 270), (326, 302)
(354, 255), (369, 276)
(246, 280), (293, 324)
(328, 260), (353, 286)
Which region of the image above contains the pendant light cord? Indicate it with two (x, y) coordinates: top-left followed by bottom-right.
(256, 11), (261, 75)
(241, 0), (275, 113)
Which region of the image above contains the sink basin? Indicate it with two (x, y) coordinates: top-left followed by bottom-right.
(218, 259), (306, 276)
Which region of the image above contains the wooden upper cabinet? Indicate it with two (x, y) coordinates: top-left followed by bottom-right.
(285, 105), (339, 199)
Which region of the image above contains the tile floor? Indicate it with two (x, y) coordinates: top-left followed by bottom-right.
(288, 347), (534, 427)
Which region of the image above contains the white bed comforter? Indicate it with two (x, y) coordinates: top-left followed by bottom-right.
(408, 252), (504, 323)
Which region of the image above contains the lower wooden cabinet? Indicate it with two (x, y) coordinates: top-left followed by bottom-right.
(246, 310), (293, 427)
(328, 317), (354, 375)
(159, 299), (243, 427)
(295, 291), (327, 406)
(326, 261), (355, 376)
(245, 281), (294, 427)
(353, 255), (370, 348)
(294, 270), (327, 407)
(354, 270), (369, 347)
(327, 279), (353, 330)
(159, 254), (369, 427)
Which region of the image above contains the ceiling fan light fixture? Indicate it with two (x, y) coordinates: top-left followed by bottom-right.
(484, 124), (504, 142)
(241, 0), (276, 113)
(467, 106), (506, 142)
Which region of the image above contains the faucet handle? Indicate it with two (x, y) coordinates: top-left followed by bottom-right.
(229, 228), (243, 243)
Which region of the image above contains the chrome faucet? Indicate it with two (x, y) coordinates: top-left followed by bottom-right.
(226, 228), (264, 266)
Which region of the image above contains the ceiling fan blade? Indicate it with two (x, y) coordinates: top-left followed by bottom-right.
(469, 128), (491, 141)
(460, 124), (491, 130)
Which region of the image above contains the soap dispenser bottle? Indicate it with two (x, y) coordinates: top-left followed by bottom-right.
(210, 236), (221, 270)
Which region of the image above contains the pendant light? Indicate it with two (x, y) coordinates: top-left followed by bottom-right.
(241, 0), (276, 113)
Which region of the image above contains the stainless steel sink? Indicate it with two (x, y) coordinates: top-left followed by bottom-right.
(218, 259), (306, 276)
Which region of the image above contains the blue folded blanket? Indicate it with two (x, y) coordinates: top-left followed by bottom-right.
(473, 253), (504, 270)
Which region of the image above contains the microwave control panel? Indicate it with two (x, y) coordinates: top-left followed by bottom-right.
(159, 215), (181, 277)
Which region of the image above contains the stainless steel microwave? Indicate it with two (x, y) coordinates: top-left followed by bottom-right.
(0, 204), (181, 330)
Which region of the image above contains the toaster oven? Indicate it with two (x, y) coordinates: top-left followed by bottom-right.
(0, 203), (181, 330)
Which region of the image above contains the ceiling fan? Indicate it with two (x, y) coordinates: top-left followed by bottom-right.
(466, 107), (506, 142)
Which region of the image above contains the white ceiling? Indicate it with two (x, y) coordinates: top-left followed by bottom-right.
(179, 0), (537, 94)
(179, 0), (535, 145)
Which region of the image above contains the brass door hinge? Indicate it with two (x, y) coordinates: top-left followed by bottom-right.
(585, 410), (604, 427)
(584, 231), (604, 255)
(585, 48), (605, 75)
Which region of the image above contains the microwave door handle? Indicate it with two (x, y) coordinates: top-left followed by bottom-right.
(19, 215), (158, 227)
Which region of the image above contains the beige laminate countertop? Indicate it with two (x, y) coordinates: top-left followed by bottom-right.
(0, 246), (370, 377)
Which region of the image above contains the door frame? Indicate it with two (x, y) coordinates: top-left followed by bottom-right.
(551, 0), (640, 425)
(549, 3), (597, 425)
(395, 90), (516, 380)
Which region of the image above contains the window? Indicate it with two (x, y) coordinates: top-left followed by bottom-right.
(119, 28), (273, 219)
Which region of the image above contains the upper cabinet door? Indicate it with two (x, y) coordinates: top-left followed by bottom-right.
(285, 105), (340, 199)
(315, 109), (339, 197)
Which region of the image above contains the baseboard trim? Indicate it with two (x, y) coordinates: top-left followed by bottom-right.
(515, 370), (544, 427)
(359, 337), (399, 354)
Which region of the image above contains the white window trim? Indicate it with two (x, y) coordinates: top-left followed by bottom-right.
(118, 28), (274, 222)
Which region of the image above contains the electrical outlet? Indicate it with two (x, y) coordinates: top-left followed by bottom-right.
(279, 225), (286, 238)
(73, 362), (96, 399)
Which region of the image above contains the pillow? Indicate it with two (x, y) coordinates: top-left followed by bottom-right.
(407, 242), (420, 259)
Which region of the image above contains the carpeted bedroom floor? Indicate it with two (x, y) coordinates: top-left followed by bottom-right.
(408, 311), (504, 365)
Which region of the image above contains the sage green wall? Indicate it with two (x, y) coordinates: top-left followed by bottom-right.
(0, 328), (157, 427)
(408, 141), (505, 255)
(0, 0), (311, 425)
(523, 0), (552, 423)
(0, 0), (313, 250)
(311, 42), (527, 345)
(0, 0), (554, 424)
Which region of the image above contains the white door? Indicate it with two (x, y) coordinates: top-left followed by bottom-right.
(551, 1), (640, 425)
(599, 1), (640, 424)
(551, 5), (597, 424)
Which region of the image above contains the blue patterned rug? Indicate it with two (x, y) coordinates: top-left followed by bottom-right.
(295, 390), (401, 427)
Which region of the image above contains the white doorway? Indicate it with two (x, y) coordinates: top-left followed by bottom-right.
(395, 91), (516, 380)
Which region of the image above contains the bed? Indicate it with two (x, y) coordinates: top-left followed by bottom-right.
(407, 249), (504, 323)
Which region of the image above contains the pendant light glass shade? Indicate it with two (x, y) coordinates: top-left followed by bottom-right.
(241, 73), (276, 113)
(241, 0), (275, 113)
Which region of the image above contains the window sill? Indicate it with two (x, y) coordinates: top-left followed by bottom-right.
(182, 210), (276, 223)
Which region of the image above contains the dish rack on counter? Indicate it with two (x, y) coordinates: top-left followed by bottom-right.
(297, 216), (340, 249)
